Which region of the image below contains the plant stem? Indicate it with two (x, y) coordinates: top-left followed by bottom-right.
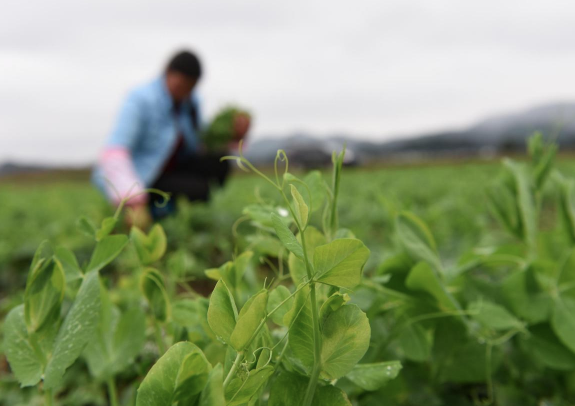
(241, 154), (323, 405)
(297, 211), (323, 406)
(485, 343), (494, 405)
(107, 378), (119, 406)
(153, 319), (166, 355)
(302, 283), (322, 406)
(276, 339), (290, 366)
(223, 351), (243, 389)
(44, 388), (54, 406)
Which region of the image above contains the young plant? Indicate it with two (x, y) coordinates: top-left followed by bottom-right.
(3, 233), (128, 405)
(134, 146), (401, 406)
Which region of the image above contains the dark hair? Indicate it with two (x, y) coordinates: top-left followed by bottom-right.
(166, 50), (202, 78)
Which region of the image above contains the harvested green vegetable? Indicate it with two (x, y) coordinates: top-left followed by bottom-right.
(203, 106), (251, 150)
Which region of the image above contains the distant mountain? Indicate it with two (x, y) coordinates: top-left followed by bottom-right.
(244, 102), (575, 164)
(3, 101), (575, 172)
(0, 162), (52, 176)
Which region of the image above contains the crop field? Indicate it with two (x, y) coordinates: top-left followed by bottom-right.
(2, 138), (575, 406)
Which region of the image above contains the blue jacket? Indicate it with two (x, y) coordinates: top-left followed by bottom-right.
(92, 76), (202, 201)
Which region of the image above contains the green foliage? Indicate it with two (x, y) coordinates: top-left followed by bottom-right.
(83, 284), (146, 380)
(396, 211), (442, 272)
(271, 213), (304, 260)
(320, 304), (371, 379)
(86, 234), (129, 273)
(313, 239), (370, 289)
(131, 224), (167, 265)
(24, 256), (65, 334)
(229, 289), (268, 351)
(345, 361), (403, 391)
(4, 270), (101, 390)
(203, 106), (251, 150)
(3, 305), (48, 386)
(140, 268), (171, 322)
(405, 262), (460, 311)
(136, 342), (212, 406)
(43, 271), (101, 389)
(207, 279), (238, 343)
(268, 371), (352, 406)
(6, 133), (575, 405)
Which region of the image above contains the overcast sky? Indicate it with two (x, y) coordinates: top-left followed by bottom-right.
(1, 0), (575, 164)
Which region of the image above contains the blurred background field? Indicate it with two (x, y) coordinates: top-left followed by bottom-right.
(2, 155), (571, 286)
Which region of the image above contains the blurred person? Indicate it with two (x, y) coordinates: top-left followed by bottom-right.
(92, 50), (250, 228)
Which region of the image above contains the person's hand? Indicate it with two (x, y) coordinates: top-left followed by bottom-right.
(233, 113), (251, 141)
(125, 203), (152, 230)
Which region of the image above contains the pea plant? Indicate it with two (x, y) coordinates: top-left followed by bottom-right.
(6, 134), (575, 405)
(3, 199), (134, 406)
(353, 133), (575, 405)
(3, 148), (402, 406)
(134, 148), (401, 406)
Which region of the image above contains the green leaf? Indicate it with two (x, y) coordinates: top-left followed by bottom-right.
(283, 172), (300, 183)
(172, 299), (208, 341)
(291, 184), (309, 228)
(205, 261), (233, 284)
(313, 239), (370, 289)
(199, 364), (225, 406)
(44, 270), (101, 389)
(136, 342), (212, 406)
(232, 251), (253, 287)
(551, 297), (575, 354)
(113, 307), (146, 366)
(319, 292), (350, 327)
(556, 248), (575, 294)
(205, 267), (222, 281)
(267, 285), (293, 326)
(54, 246), (83, 283)
(303, 170), (325, 213)
(396, 211), (441, 271)
(85, 234), (129, 274)
(243, 204), (291, 229)
(225, 365), (274, 406)
(405, 262), (460, 311)
(285, 285), (314, 371)
(334, 228), (356, 239)
(271, 213), (304, 260)
(399, 322), (432, 362)
(521, 324), (575, 370)
(468, 301), (523, 331)
(96, 217), (117, 241)
(248, 235), (284, 257)
(3, 305), (46, 386)
(288, 226), (326, 284)
(558, 175), (575, 244)
(268, 371), (351, 406)
(321, 304), (371, 379)
(173, 351), (213, 404)
(345, 361), (402, 391)
(207, 279), (238, 343)
(131, 224), (167, 265)
(528, 132), (556, 189)
(439, 340), (502, 384)
(487, 182), (521, 240)
(505, 160), (537, 248)
(84, 305), (146, 380)
(24, 258), (65, 334)
(77, 216), (97, 239)
(434, 319), (502, 384)
(140, 268), (170, 322)
(207, 253), (253, 291)
(230, 290), (268, 351)
(502, 267), (551, 324)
